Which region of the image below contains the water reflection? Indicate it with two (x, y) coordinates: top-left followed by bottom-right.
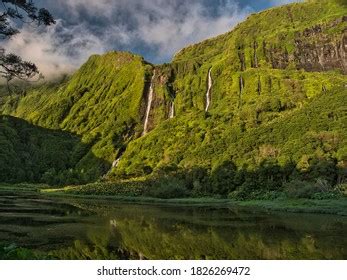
(0, 190), (346, 260)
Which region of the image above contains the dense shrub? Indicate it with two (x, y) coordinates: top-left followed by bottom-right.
(210, 161), (237, 196)
(145, 177), (190, 199)
(335, 183), (347, 197)
(0, 243), (49, 260)
(283, 179), (339, 199)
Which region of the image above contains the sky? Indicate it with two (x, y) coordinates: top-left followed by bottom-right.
(3, 0), (302, 79)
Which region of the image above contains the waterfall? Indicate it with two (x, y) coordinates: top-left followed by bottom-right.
(103, 156), (121, 177)
(143, 70), (156, 135)
(169, 101), (175, 119)
(205, 68), (213, 112)
(112, 158), (121, 168)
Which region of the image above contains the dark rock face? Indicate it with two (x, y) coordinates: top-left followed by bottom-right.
(262, 40), (290, 70)
(294, 17), (347, 74)
(260, 17), (347, 74)
(252, 41), (259, 68)
(269, 46), (290, 69)
(238, 47), (247, 71)
(294, 34), (347, 74)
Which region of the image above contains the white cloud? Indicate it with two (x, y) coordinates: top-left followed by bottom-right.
(2, 20), (105, 79)
(60, 0), (117, 19)
(269, 0), (304, 6)
(133, 0), (249, 59)
(2, 0), (262, 78)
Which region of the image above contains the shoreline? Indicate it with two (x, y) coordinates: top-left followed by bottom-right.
(42, 191), (347, 216)
(1, 184), (346, 216)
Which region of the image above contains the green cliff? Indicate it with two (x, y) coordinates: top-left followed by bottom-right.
(1, 0), (346, 198)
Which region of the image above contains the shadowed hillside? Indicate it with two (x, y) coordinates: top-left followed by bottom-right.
(0, 116), (108, 184)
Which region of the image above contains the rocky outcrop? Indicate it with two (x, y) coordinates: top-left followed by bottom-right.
(260, 17), (347, 74)
(252, 41), (259, 68)
(239, 75), (245, 92)
(270, 46), (290, 69)
(257, 76), (262, 95)
(294, 18), (347, 74)
(262, 40), (290, 69)
(238, 46), (247, 71)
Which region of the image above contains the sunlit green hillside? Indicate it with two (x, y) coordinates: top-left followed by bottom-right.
(0, 0), (346, 198)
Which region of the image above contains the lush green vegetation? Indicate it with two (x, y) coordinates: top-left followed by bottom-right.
(43, 187), (347, 216)
(0, 0), (346, 201)
(109, 87), (346, 200)
(0, 182), (338, 215)
(0, 243), (51, 260)
(0, 116), (109, 185)
(1, 52), (151, 182)
(0, 116), (107, 184)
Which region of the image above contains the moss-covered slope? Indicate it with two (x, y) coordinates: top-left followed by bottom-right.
(113, 0), (347, 178)
(1, 52), (154, 181)
(0, 0), (346, 188)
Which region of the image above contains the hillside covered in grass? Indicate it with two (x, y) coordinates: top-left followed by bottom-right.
(0, 0), (346, 199)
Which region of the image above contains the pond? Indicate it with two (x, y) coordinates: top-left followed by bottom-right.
(0, 188), (346, 259)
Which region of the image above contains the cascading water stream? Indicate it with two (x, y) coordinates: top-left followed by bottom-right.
(205, 68), (213, 112)
(169, 102), (175, 119)
(143, 70), (156, 135)
(112, 158), (121, 168)
(104, 156), (121, 176)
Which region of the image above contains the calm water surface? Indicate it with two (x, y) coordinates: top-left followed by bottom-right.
(0, 189), (346, 259)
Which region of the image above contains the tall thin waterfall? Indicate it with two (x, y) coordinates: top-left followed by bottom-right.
(205, 68), (213, 112)
(169, 101), (175, 119)
(143, 70), (156, 135)
(112, 158), (121, 168)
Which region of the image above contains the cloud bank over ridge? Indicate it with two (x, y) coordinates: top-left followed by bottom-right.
(3, 0), (302, 78)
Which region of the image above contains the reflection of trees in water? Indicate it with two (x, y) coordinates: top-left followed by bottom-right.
(49, 215), (345, 260)
(50, 223), (136, 260)
(50, 219), (147, 260)
(47, 200), (346, 260)
(114, 219), (344, 260)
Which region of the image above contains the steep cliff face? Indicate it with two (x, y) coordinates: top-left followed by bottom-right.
(141, 65), (177, 133)
(258, 16), (347, 73)
(0, 52), (152, 181)
(294, 17), (347, 73)
(155, 0), (347, 120)
(0, 0), (346, 183)
(113, 0), (347, 177)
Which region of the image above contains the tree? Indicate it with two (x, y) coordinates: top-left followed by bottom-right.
(0, 0), (55, 84)
(210, 160), (237, 196)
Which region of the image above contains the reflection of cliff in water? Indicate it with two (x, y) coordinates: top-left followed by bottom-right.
(49, 200), (347, 260)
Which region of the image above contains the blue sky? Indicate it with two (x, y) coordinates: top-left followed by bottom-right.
(4, 0), (302, 78)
